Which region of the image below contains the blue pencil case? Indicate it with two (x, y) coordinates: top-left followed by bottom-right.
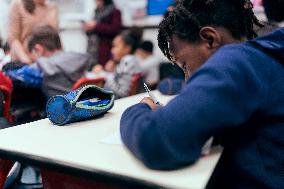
(46, 85), (115, 126)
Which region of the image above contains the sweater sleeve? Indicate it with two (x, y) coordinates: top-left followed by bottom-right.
(52, 5), (59, 31)
(93, 9), (122, 36)
(8, 0), (22, 43)
(104, 73), (131, 98)
(120, 46), (269, 170)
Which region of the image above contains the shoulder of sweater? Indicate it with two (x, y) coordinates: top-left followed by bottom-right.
(189, 42), (271, 83)
(42, 51), (89, 61)
(113, 8), (121, 14)
(121, 55), (138, 63)
(107, 8), (121, 17)
(116, 55), (140, 72)
(217, 42), (255, 54)
(45, 1), (58, 10)
(10, 0), (22, 10)
(207, 43), (261, 66)
(144, 55), (161, 64)
(35, 52), (73, 67)
(11, 0), (21, 6)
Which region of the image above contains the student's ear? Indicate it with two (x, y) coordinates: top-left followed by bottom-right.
(34, 44), (45, 54)
(124, 45), (132, 55)
(199, 27), (221, 50)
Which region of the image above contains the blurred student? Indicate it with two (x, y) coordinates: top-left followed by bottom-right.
(120, 0), (284, 189)
(92, 28), (142, 98)
(83, 0), (122, 67)
(7, 26), (90, 99)
(8, 0), (59, 64)
(136, 41), (160, 88)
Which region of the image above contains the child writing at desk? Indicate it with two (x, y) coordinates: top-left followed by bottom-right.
(120, 0), (284, 188)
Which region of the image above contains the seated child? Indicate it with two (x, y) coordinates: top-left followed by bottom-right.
(136, 40), (161, 88)
(6, 25), (90, 99)
(90, 28), (143, 98)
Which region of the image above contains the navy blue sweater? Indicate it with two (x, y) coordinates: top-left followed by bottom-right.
(120, 28), (284, 189)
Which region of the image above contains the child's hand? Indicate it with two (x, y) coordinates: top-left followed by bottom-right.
(92, 65), (103, 73)
(140, 97), (163, 111)
(82, 21), (97, 32)
(105, 60), (116, 72)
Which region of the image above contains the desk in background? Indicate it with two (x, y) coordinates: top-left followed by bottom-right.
(0, 91), (221, 189)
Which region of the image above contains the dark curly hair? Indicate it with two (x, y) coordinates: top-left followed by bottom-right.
(120, 27), (143, 54)
(158, 0), (263, 62)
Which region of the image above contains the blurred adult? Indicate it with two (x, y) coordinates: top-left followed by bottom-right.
(83, 0), (122, 67)
(8, 0), (59, 64)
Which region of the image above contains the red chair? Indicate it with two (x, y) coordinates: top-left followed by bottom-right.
(0, 72), (14, 188)
(72, 77), (106, 90)
(0, 72), (13, 123)
(128, 73), (144, 96)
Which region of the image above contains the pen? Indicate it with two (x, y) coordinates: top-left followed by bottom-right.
(143, 83), (160, 105)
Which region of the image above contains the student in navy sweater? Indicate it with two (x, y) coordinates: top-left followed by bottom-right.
(120, 0), (284, 188)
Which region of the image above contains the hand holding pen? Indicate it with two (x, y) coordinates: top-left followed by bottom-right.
(141, 83), (162, 110)
(144, 83), (160, 105)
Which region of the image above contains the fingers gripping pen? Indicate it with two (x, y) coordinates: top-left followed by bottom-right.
(144, 83), (160, 105)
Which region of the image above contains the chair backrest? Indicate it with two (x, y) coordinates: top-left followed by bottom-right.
(72, 77), (106, 90)
(0, 72), (14, 187)
(128, 73), (144, 96)
(0, 71), (13, 123)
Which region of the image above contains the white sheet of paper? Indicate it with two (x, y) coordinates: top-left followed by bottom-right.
(101, 132), (122, 145)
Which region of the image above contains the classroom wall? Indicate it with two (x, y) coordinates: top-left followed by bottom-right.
(0, 0), (277, 66)
(59, 28), (166, 61)
(57, 0), (266, 60)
